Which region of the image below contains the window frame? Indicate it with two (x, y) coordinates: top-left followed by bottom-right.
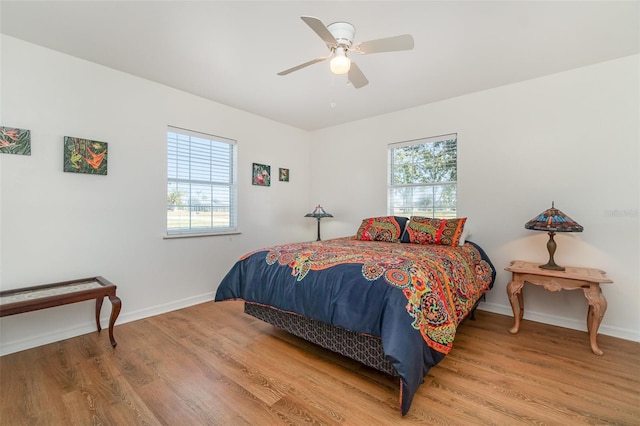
(166, 126), (238, 238)
(387, 133), (458, 219)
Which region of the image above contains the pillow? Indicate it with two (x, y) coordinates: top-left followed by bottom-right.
(459, 218), (471, 245)
(355, 216), (408, 243)
(403, 216), (467, 246)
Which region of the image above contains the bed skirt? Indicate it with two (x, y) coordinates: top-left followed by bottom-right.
(244, 294), (485, 379)
(244, 302), (398, 376)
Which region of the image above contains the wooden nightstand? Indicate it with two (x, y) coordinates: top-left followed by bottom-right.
(505, 260), (613, 355)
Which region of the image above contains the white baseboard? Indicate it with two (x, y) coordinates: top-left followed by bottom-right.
(478, 302), (640, 343)
(0, 292), (215, 356)
(3, 295), (636, 357)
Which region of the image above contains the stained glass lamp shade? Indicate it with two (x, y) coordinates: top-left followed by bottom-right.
(305, 205), (333, 241)
(525, 202), (583, 271)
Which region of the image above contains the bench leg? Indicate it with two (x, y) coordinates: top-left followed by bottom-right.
(108, 295), (122, 348)
(95, 297), (104, 332)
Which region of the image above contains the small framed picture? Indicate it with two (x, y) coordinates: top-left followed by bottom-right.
(279, 168), (290, 182)
(0, 126), (31, 155)
(252, 162), (270, 186)
(64, 136), (108, 175)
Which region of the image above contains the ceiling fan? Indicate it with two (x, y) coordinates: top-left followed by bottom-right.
(277, 16), (414, 89)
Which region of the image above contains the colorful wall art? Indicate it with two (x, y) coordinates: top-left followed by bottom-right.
(64, 136), (108, 175)
(252, 163), (270, 186)
(279, 168), (290, 182)
(0, 126), (31, 155)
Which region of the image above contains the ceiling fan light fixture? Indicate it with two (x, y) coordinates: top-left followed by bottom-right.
(330, 47), (351, 75)
(277, 16), (414, 89)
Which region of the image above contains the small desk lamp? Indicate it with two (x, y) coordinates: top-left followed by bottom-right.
(305, 205), (333, 241)
(524, 202), (583, 271)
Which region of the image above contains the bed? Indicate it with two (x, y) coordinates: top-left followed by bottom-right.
(215, 216), (495, 415)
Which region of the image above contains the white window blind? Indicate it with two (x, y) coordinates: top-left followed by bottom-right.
(167, 126), (237, 236)
(388, 133), (458, 219)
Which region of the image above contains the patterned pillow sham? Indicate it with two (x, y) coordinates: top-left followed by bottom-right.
(355, 216), (408, 243)
(402, 216), (467, 246)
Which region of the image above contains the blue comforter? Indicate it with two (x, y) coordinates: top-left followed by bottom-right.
(215, 237), (495, 415)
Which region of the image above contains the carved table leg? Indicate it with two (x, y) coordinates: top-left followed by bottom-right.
(108, 295), (122, 348)
(95, 297), (104, 332)
(507, 277), (525, 334)
(583, 284), (607, 356)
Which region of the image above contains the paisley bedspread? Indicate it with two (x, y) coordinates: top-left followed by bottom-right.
(215, 237), (495, 415)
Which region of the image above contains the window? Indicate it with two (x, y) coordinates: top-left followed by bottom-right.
(388, 133), (457, 219)
(167, 126), (237, 236)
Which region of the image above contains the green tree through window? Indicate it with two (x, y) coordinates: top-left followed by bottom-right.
(388, 134), (457, 218)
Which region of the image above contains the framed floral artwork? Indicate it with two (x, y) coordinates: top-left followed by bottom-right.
(63, 136), (108, 175)
(252, 162), (270, 186)
(279, 168), (289, 182)
(0, 126), (31, 155)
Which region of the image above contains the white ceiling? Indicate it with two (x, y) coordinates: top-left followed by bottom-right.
(1, 1), (638, 131)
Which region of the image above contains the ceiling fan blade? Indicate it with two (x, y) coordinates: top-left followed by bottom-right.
(355, 34), (414, 54)
(348, 62), (369, 89)
(301, 16), (338, 48)
(277, 57), (328, 76)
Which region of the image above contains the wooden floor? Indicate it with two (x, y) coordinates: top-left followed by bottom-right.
(1, 301), (638, 425)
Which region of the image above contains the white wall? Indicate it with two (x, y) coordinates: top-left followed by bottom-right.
(1, 35), (637, 357)
(0, 35), (313, 355)
(311, 55), (640, 342)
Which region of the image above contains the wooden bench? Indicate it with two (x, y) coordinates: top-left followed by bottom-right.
(0, 276), (122, 347)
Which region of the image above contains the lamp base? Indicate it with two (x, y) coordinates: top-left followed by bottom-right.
(539, 231), (565, 271)
(316, 217), (322, 241)
(539, 262), (565, 272)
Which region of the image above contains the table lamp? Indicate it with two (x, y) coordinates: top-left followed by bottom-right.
(305, 205), (333, 241)
(524, 202), (583, 271)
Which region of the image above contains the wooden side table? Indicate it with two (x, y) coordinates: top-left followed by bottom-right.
(505, 260), (612, 355)
(0, 276), (122, 347)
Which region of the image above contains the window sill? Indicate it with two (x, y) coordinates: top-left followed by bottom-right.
(164, 231), (241, 239)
